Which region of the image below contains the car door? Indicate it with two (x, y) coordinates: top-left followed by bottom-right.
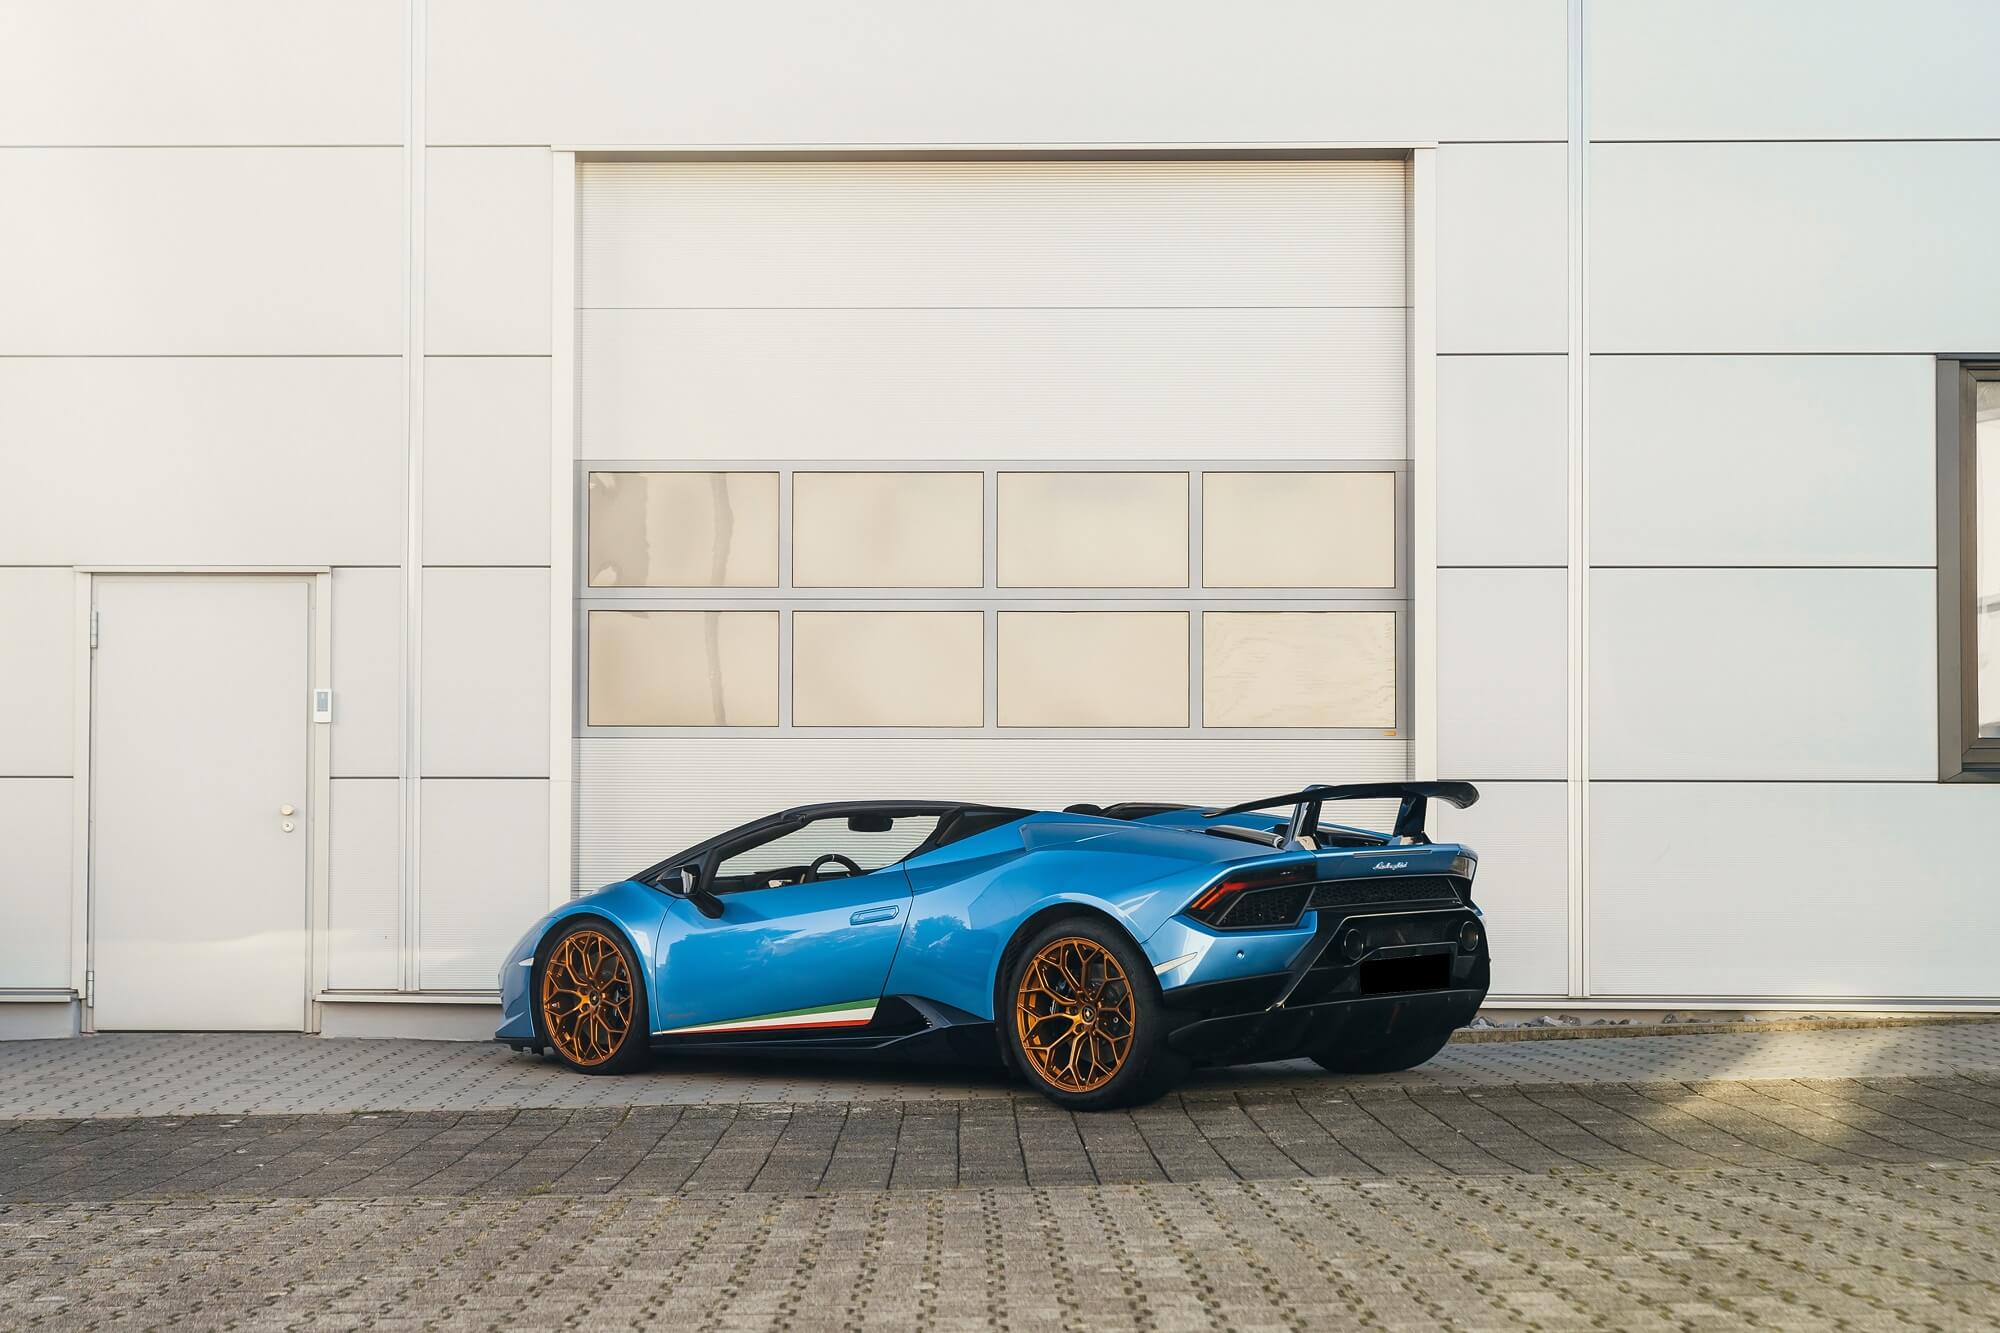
(650, 814), (927, 1036)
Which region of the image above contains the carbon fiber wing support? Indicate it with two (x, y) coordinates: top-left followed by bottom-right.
(1199, 781), (1480, 848)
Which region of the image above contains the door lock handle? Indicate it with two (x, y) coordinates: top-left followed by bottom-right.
(849, 906), (900, 926)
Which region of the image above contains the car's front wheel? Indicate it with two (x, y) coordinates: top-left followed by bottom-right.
(536, 921), (650, 1074)
(1001, 917), (1184, 1110)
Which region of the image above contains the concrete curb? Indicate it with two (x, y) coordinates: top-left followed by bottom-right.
(1450, 1012), (1997, 1043)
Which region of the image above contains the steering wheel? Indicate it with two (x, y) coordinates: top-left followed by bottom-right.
(804, 852), (863, 882)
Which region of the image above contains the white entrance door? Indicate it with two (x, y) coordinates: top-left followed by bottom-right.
(91, 577), (312, 1030)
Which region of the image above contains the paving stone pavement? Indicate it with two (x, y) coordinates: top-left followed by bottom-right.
(6, 1074), (2000, 1202)
(4, 1162), (1999, 1330)
(6, 1026), (2000, 1329)
(6, 1020), (2000, 1119)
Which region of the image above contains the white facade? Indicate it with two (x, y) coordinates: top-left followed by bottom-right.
(3, 0), (1997, 1040)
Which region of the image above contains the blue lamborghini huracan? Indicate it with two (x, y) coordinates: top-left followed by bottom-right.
(497, 781), (1487, 1109)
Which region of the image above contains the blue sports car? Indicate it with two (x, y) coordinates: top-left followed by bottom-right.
(497, 781), (1487, 1109)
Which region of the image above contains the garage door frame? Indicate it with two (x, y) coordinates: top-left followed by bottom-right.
(543, 143), (1440, 911)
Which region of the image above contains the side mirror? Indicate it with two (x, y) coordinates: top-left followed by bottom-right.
(668, 865), (725, 920)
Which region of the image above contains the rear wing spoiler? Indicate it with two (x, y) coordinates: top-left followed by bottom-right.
(1200, 781), (1479, 849)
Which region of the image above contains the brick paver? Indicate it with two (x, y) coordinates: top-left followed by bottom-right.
(6, 1020), (2000, 1120)
(4, 1162), (1998, 1330)
(6, 1074), (2000, 1204)
(5, 1027), (2000, 1328)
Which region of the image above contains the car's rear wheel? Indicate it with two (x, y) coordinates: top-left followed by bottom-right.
(1001, 917), (1184, 1110)
(536, 921), (649, 1074)
(1309, 1024), (1455, 1076)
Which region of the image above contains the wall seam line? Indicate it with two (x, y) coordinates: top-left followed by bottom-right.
(1565, 0), (1591, 999)
(399, 0), (427, 992)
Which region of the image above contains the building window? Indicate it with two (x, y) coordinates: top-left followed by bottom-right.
(586, 472), (779, 588)
(996, 472), (1189, 588)
(793, 472), (983, 588)
(1940, 363), (2000, 775)
(577, 462), (1406, 734)
(586, 610), (779, 726)
(792, 611), (984, 727)
(998, 612), (1190, 727)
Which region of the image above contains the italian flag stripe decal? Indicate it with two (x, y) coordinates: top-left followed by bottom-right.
(659, 999), (878, 1036)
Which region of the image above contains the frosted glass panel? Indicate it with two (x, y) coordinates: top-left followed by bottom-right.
(793, 471), (982, 587)
(793, 612), (983, 727)
(1203, 611), (1396, 727)
(998, 612), (1189, 727)
(586, 471), (779, 587)
(587, 610), (778, 726)
(1204, 471), (1396, 588)
(1978, 380), (1999, 739)
(997, 472), (1188, 587)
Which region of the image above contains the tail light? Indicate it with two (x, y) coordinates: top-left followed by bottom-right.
(1186, 863), (1313, 928)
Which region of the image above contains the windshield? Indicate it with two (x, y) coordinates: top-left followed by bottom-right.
(713, 815), (941, 890)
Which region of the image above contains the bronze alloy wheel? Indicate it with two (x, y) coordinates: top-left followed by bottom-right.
(540, 928), (635, 1067)
(1013, 935), (1137, 1093)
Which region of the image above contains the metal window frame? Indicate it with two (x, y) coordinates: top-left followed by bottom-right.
(1938, 359), (2000, 779)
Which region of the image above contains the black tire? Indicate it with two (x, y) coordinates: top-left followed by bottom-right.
(999, 915), (1186, 1111)
(1310, 1024), (1455, 1075)
(534, 919), (650, 1075)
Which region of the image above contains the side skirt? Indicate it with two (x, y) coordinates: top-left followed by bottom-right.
(647, 995), (1002, 1066)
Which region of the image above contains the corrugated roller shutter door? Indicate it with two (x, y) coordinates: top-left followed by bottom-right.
(574, 158), (1411, 889)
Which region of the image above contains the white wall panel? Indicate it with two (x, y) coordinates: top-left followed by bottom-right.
(0, 149), (402, 355)
(330, 569), (403, 780)
(1592, 142), (2000, 353)
(327, 778), (400, 991)
(1591, 356), (1934, 567)
(1436, 144), (1567, 354)
(0, 1), (404, 146)
(580, 307), (1406, 461)
(419, 779), (549, 990)
(1433, 782), (1567, 997)
(1437, 570), (1567, 780)
(1590, 0), (2000, 142)
(1437, 356), (1568, 567)
(430, 0), (1566, 146)
(581, 160), (1406, 310)
(574, 737), (1410, 893)
(424, 358), (553, 566)
(427, 149), (553, 356)
(1591, 569), (1935, 780)
(1591, 783), (2000, 999)
(421, 569), (550, 777)
(0, 359), (403, 567)
(0, 779), (72, 990)
(0, 570), (74, 777)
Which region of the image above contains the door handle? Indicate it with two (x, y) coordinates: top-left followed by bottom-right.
(849, 906), (900, 926)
